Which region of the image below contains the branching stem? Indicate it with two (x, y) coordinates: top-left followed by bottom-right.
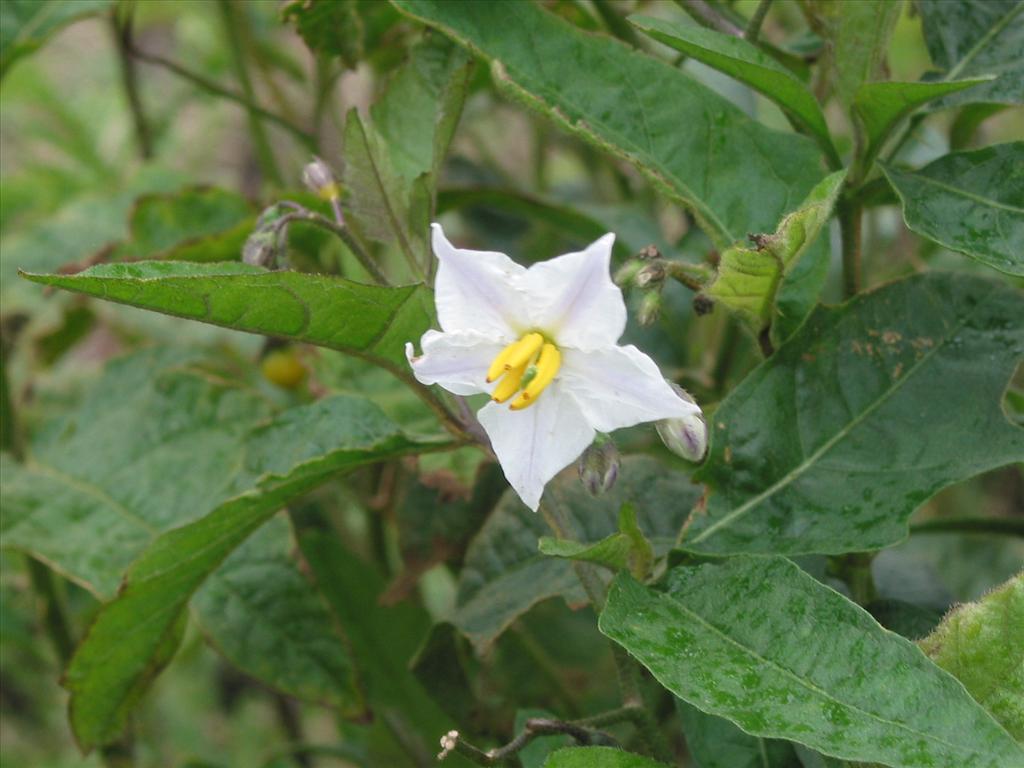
(274, 202), (387, 285)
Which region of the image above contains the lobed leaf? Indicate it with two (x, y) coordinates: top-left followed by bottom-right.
(391, 0), (827, 249)
(683, 272), (1024, 556)
(918, 0), (1024, 108)
(919, 572), (1024, 740)
(20, 260), (434, 373)
(628, 15), (836, 164)
(454, 456), (698, 653)
(880, 142), (1024, 276)
(62, 394), (439, 748)
(599, 558), (1024, 768)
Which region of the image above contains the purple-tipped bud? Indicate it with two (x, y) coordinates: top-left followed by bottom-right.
(656, 384), (707, 462)
(302, 156), (340, 200)
(578, 438), (620, 496)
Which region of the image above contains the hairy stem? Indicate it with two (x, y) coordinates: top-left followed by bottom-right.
(275, 203), (388, 284)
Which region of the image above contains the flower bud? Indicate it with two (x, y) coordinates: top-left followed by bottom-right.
(242, 229), (280, 268)
(302, 156), (341, 201)
(638, 290), (662, 327)
(656, 384), (707, 462)
(634, 261), (666, 288)
(578, 437), (619, 496)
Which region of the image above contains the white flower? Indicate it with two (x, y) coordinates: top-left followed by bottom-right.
(406, 223), (702, 511)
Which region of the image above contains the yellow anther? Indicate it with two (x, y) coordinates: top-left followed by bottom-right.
(504, 333), (544, 370)
(486, 333), (544, 382)
(491, 362), (528, 403)
(510, 343), (561, 411)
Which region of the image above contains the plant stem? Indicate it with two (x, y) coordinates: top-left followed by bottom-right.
(110, 9), (153, 160)
(26, 558), (75, 664)
(676, 0), (744, 36)
(745, 0), (773, 43)
(275, 203), (388, 284)
(838, 198), (863, 298)
(911, 517), (1024, 538)
(127, 44), (315, 151)
(217, 0), (282, 186)
(591, 0), (643, 46)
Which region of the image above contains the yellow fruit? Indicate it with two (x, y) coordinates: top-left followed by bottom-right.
(261, 350), (306, 389)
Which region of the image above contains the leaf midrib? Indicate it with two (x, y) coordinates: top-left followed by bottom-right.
(622, 574), (1008, 761)
(901, 169), (1024, 214)
(689, 286), (992, 545)
(946, 1), (1024, 81)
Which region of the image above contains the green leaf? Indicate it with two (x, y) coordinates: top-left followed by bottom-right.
(919, 572), (1024, 740)
(454, 456), (698, 652)
(853, 78), (995, 169)
(282, 0), (364, 67)
(298, 531), (474, 768)
(543, 747), (670, 768)
(802, 0), (902, 110)
(600, 558), (1024, 768)
(0, 0), (113, 78)
(19, 260), (434, 373)
(0, 347), (272, 597)
(391, 0), (826, 250)
(113, 187), (254, 262)
(539, 503), (653, 579)
(919, 0), (1024, 107)
(880, 143), (1024, 276)
(676, 699), (799, 768)
(628, 15), (836, 164)
(62, 394), (437, 748)
(194, 515), (364, 716)
(701, 170), (845, 345)
(683, 272), (1024, 556)
(342, 35), (472, 271)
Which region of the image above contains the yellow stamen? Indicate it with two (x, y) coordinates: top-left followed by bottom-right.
(485, 333), (544, 382)
(510, 343), (561, 410)
(491, 361), (528, 403)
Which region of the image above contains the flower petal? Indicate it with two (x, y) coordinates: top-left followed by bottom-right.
(406, 330), (504, 396)
(477, 382), (595, 511)
(560, 345), (700, 433)
(432, 223), (527, 338)
(519, 233), (625, 349)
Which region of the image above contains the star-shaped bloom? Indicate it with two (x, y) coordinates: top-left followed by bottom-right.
(406, 224), (701, 511)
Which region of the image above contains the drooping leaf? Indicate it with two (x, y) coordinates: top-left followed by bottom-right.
(453, 456), (698, 653)
(853, 78), (995, 169)
(543, 747), (670, 768)
(701, 170), (845, 346)
(62, 395), (440, 749)
(0, 0), (113, 78)
(918, 0), (1024, 108)
(600, 558), (1024, 768)
(392, 0), (826, 249)
(298, 531), (474, 768)
(111, 187), (254, 262)
(194, 515), (364, 715)
(880, 142), (1024, 276)
(19, 261), (434, 373)
(682, 272), (1024, 556)
(628, 15), (836, 164)
(801, 0), (902, 110)
(919, 573), (1024, 740)
(676, 699), (800, 768)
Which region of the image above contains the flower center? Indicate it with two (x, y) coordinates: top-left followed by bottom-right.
(486, 332), (561, 411)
